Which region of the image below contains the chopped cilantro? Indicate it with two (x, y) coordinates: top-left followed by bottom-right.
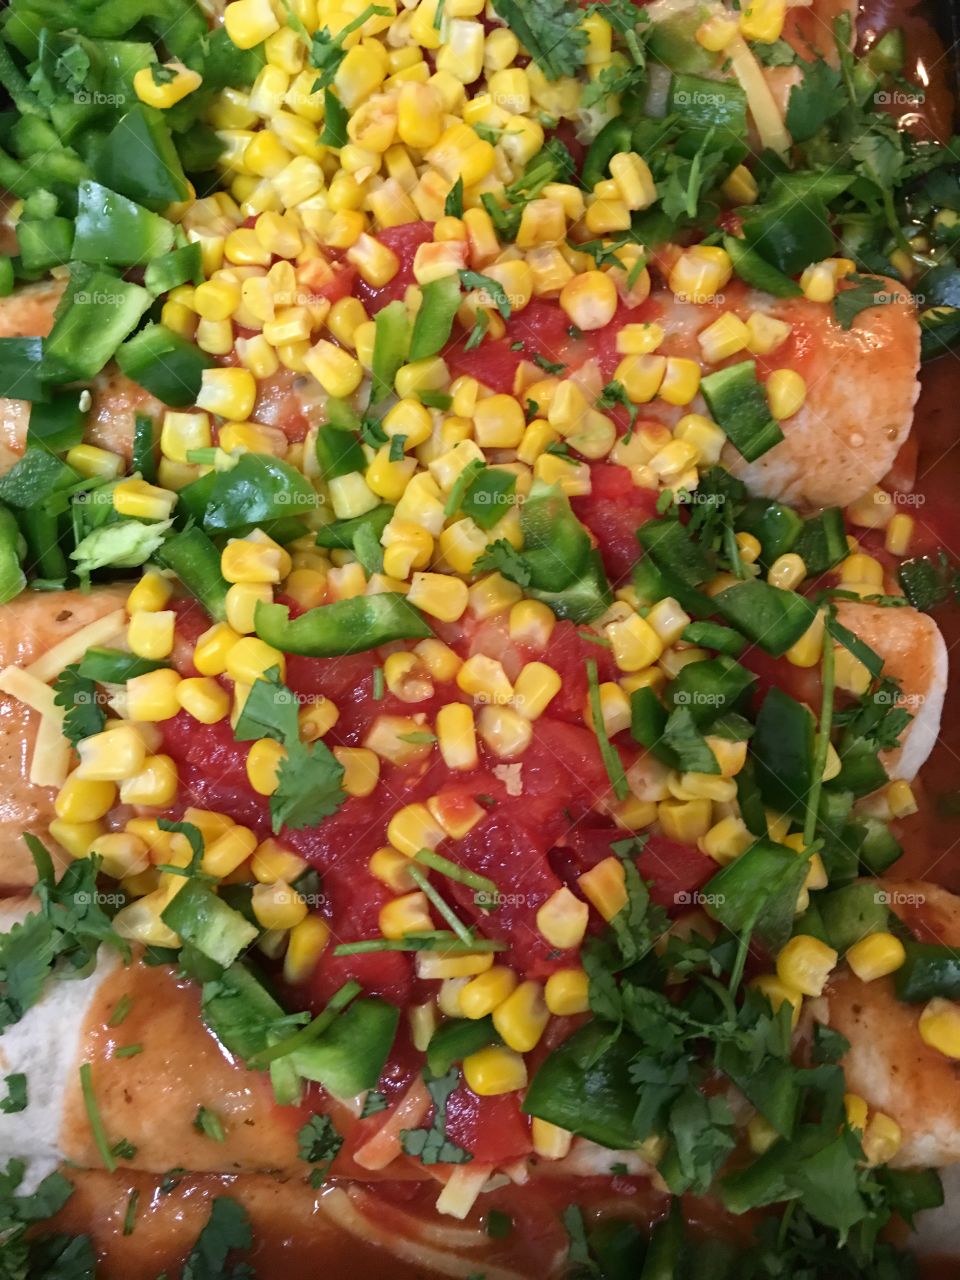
(489, 0), (587, 80)
(193, 1106), (226, 1142)
(150, 63), (178, 85)
(0, 1072), (26, 1114)
(473, 538), (532, 588)
(361, 1090), (389, 1117)
(297, 1113), (343, 1186)
(388, 433), (407, 462)
(182, 1196), (253, 1280)
(459, 269), (512, 318)
(52, 664), (105, 748)
(597, 380), (638, 438)
(444, 176), (464, 218)
(122, 1188), (139, 1237)
(833, 274), (897, 329)
(786, 57), (846, 142)
(400, 1070), (473, 1165)
(464, 308), (490, 351)
(310, 4), (390, 90)
(532, 352), (565, 374)
(754, 38), (797, 67)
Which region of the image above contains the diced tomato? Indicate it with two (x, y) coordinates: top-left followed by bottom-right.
(444, 1087), (532, 1163)
(555, 825), (715, 912)
(159, 712), (270, 831)
(530, 619), (618, 721)
(739, 644), (820, 709)
(572, 463), (659, 582)
(354, 221), (435, 311)
(585, 298), (663, 381)
(444, 298), (575, 391)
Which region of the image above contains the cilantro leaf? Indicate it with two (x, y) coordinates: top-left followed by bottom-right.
(459, 270), (512, 319)
(182, 1197), (254, 1280)
(444, 176), (464, 218)
(464, 307), (490, 351)
(786, 58), (846, 142)
(232, 666), (301, 743)
(271, 737), (346, 834)
(310, 4), (390, 90)
(474, 538), (532, 588)
(400, 1071), (473, 1165)
(150, 63), (178, 85)
(489, 0), (587, 81)
(833, 274), (897, 329)
(0, 1073), (27, 1114)
(52, 665), (105, 748)
(297, 1113), (343, 1185)
(597, 380), (638, 437)
(193, 1106), (225, 1142)
(661, 706), (721, 775)
(754, 38), (797, 67)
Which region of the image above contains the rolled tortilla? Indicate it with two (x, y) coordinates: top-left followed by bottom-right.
(0, 588), (127, 891)
(0, 901), (301, 1187)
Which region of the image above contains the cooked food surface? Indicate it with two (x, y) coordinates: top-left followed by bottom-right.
(0, 0), (957, 1274)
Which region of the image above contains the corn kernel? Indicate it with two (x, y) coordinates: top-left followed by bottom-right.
(460, 966), (518, 1019)
(55, 774), (117, 823)
(125, 668), (183, 721)
(536, 887), (589, 950)
(776, 934), (837, 997)
(492, 980), (549, 1052)
(463, 1045), (527, 1096)
(767, 368), (806, 420)
(862, 1111), (902, 1165)
(845, 932), (906, 982)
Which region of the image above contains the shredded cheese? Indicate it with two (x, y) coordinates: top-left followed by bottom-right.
(30, 716), (71, 788)
(23, 611), (126, 684)
(727, 35), (793, 156)
(434, 1162), (495, 1219)
(0, 666), (63, 720)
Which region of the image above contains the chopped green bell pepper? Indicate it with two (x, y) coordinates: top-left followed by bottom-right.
(93, 104), (190, 211)
(0, 503), (26, 604)
(17, 217), (74, 274)
(116, 323), (214, 407)
(409, 274), (461, 361)
(700, 361), (784, 464)
(73, 180), (175, 266)
(712, 579), (817, 656)
(153, 526), (229, 621)
(371, 299), (410, 403)
(255, 594), (432, 657)
(42, 265), (152, 384)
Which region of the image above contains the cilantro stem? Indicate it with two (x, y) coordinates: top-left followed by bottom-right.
(804, 611), (836, 847)
(247, 980), (361, 1069)
(413, 848), (498, 897)
(407, 864), (475, 946)
(79, 1062), (116, 1173)
(586, 658), (630, 801)
(333, 934), (506, 955)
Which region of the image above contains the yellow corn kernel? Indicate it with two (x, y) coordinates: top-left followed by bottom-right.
(786, 611), (825, 669)
(417, 951), (494, 982)
(126, 610), (175, 662)
(698, 312), (750, 364)
(113, 478), (178, 522)
(224, 582), (271, 635)
(658, 797), (713, 843)
(251, 839), (307, 886)
(460, 966), (518, 1019)
(346, 233), (400, 287)
(746, 1113), (779, 1156)
(776, 934), (838, 997)
(118, 753), (178, 807)
(509, 600), (556, 649)
(412, 639), (461, 685)
(334, 746), (380, 797)
(512, 662), (561, 721)
(531, 1117), (573, 1160)
(584, 194), (631, 235)
(585, 681), (631, 738)
(698, 814), (753, 865)
(735, 532), (763, 566)
(456, 654), (514, 705)
(918, 997), (960, 1059)
(252, 879), (308, 930)
(835, 647), (872, 696)
(159, 411), (212, 466)
(55, 773), (117, 823)
(886, 779), (917, 820)
(840, 553), (884, 588)
(134, 60), (202, 109)
(88, 832), (150, 880)
(766, 552), (806, 592)
(466, 574), (521, 624)
(246, 737), (286, 796)
(435, 702), (478, 772)
(668, 246), (733, 304)
(558, 270), (618, 332)
(862, 1112), (902, 1166)
(192, 623), (241, 678)
(752, 973), (803, 1026)
(196, 367), (257, 421)
(224, 0), (280, 48)
(659, 357), (701, 407)
(697, 14), (738, 51)
(283, 915), (329, 983)
(369, 846), (417, 893)
(767, 368), (806, 420)
(492, 980), (549, 1052)
(605, 612), (663, 673)
(202, 824), (258, 877)
(844, 1093), (868, 1132)
(124, 668), (183, 721)
(304, 339), (364, 397)
(739, 0), (787, 43)
(380, 890), (433, 939)
(328, 472), (379, 521)
(65, 444), (124, 480)
(578, 856), (627, 921)
(536, 887), (589, 950)
(471, 394), (525, 449)
(614, 353), (666, 404)
(463, 1044), (527, 1096)
(845, 932), (906, 982)
(477, 705), (532, 759)
(49, 818), (105, 859)
(882, 511), (913, 557)
(543, 969), (589, 1017)
(387, 803), (445, 858)
(127, 571), (172, 615)
(800, 261), (837, 303)
(405, 571), (468, 623)
(745, 311), (792, 356)
(225, 636), (285, 685)
(364, 714), (435, 766)
(222, 537), (290, 585)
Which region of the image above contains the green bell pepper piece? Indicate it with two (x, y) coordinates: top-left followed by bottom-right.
(153, 526), (229, 621)
(427, 1016), (500, 1077)
(0, 503), (26, 604)
(42, 265), (152, 384)
(741, 191), (834, 276)
(370, 299), (410, 403)
(73, 180), (175, 266)
(894, 942), (960, 1004)
(582, 116), (633, 191)
(115, 323), (214, 407)
(723, 235), (801, 298)
(17, 217), (75, 274)
(294, 998), (400, 1097)
(315, 504), (394, 550)
(521, 479), (592, 591)
(144, 241), (203, 294)
(665, 655), (755, 728)
(704, 838), (810, 951)
(669, 73), (747, 164)
(133, 412), (157, 484)
(792, 508), (847, 575)
(0, 337), (46, 400)
(255, 594), (432, 657)
(315, 423), (366, 479)
(0, 259), (13, 298)
(408, 274), (461, 361)
(527, 549), (612, 623)
(27, 390), (87, 453)
(735, 498), (803, 567)
(700, 361), (784, 464)
(711, 579), (816, 656)
(752, 686), (815, 817)
(203, 454), (319, 536)
(78, 646), (169, 682)
(161, 880), (258, 970)
(93, 104), (190, 211)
